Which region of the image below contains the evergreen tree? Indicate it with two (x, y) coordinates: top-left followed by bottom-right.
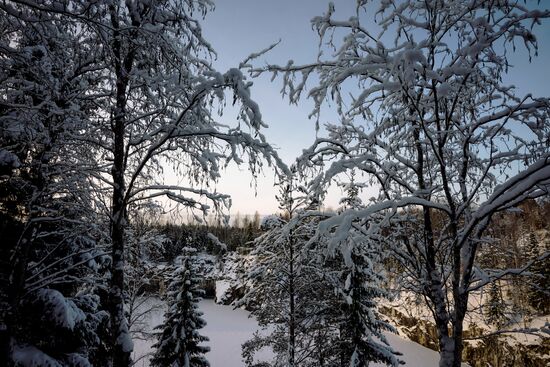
(485, 281), (507, 328)
(152, 253), (209, 367)
(526, 233), (550, 314)
(326, 238), (399, 367)
(339, 171), (362, 211)
(324, 178), (399, 367)
(240, 169), (315, 367)
(242, 170), (399, 367)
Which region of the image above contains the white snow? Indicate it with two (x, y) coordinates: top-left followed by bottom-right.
(12, 344), (62, 367)
(214, 280), (230, 303)
(132, 297), (452, 366)
(260, 214), (284, 230)
(372, 333), (439, 367)
(207, 232), (228, 252)
(132, 298), (164, 367)
(118, 326), (135, 354)
(199, 300), (274, 366)
(35, 289), (85, 330)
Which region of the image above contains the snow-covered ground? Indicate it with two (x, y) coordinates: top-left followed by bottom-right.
(132, 297), (449, 367)
(373, 332), (439, 367)
(198, 300), (273, 366)
(132, 298), (270, 367)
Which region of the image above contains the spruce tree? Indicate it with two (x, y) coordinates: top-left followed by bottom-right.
(151, 253), (209, 367)
(526, 233), (550, 314)
(330, 178), (400, 367)
(240, 168), (316, 366)
(242, 171), (400, 367)
(485, 282), (507, 328)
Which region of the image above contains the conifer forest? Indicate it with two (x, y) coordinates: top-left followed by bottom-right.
(0, 1), (549, 367)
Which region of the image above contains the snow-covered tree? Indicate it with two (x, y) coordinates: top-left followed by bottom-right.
(0, 1), (286, 364)
(526, 233), (550, 314)
(240, 171), (316, 367)
(338, 171), (362, 212)
(0, 6), (109, 364)
(242, 168), (399, 367)
(85, 1), (283, 362)
(151, 253), (209, 367)
(485, 281), (507, 328)
(249, 1), (550, 366)
(325, 179), (400, 367)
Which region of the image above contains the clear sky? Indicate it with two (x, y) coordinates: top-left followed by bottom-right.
(190, 0), (550, 217)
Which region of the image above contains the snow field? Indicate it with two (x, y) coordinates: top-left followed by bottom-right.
(133, 298), (451, 366)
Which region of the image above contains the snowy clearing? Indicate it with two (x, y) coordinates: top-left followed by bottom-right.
(132, 298), (453, 367)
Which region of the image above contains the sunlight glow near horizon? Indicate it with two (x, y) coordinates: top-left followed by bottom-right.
(162, 0), (550, 217)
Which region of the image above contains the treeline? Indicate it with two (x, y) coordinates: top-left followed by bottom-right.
(157, 213), (262, 256)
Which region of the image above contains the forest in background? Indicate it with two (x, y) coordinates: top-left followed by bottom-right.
(129, 196), (550, 367)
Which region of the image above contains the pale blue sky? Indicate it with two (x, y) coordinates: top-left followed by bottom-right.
(194, 0), (550, 216)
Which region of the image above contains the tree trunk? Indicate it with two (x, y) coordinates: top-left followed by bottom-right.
(109, 4), (133, 365)
(110, 105), (130, 366)
(450, 296), (468, 367)
(351, 267), (366, 367)
(434, 316), (454, 367)
(433, 296), (469, 367)
(288, 233), (296, 367)
(415, 124), (460, 367)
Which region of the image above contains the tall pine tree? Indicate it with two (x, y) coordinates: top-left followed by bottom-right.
(327, 176), (400, 367)
(152, 252), (209, 367)
(240, 168), (316, 367)
(485, 282), (507, 328)
(526, 233), (550, 314)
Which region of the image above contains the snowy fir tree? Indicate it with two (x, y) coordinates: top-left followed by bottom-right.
(338, 171), (362, 212)
(328, 179), (400, 367)
(241, 170), (399, 367)
(152, 253), (209, 367)
(526, 233), (550, 314)
(485, 281), (507, 328)
(240, 170), (318, 367)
